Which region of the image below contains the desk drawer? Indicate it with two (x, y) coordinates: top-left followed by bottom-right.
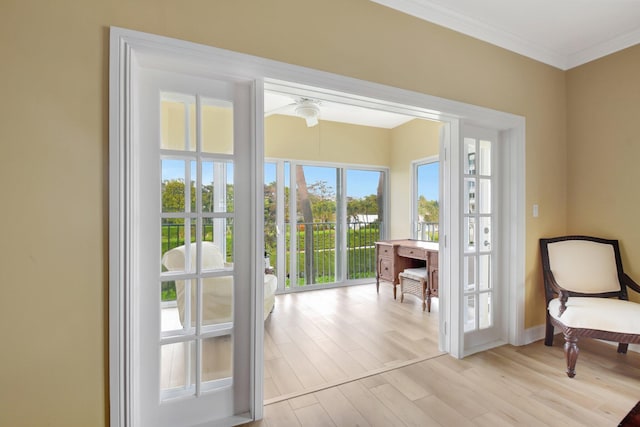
(398, 246), (427, 260)
(378, 257), (394, 282)
(377, 244), (394, 258)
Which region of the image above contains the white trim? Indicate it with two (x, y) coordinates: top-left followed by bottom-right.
(250, 80), (265, 421)
(566, 27), (640, 70)
(370, 0), (640, 70)
(523, 324), (546, 345)
(110, 25), (526, 424)
(504, 126), (526, 346)
(371, 0), (566, 69)
(442, 119), (461, 357)
(109, 31), (134, 427)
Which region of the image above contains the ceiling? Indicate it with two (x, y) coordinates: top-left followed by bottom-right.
(372, 0), (640, 70)
(266, 1), (640, 128)
(264, 90), (418, 129)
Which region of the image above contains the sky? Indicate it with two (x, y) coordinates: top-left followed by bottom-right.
(264, 162), (439, 200)
(163, 160), (439, 201)
(162, 159), (234, 184)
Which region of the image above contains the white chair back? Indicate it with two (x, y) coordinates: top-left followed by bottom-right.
(547, 239), (620, 294)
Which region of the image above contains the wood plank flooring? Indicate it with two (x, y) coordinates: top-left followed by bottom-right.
(246, 283), (640, 426)
(264, 283), (442, 403)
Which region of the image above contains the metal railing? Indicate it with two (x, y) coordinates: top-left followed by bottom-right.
(417, 221), (439, 242)
(287, 221), (381, 286)
(163, 220), (382, 288)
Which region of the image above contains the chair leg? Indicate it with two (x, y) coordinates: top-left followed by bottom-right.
(544, 314), (555, 346)
(618, 343), (629, 354)
(563, 333), (579, 378)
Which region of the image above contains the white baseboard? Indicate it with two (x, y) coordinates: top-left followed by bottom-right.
(522, 324), (546, 345)
(522, 325), (640, 353)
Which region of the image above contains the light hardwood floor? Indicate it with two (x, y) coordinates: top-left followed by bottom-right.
(264, 283), (442, 403)
(247, 283), (640, 426)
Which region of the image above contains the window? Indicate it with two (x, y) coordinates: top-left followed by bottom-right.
(265, 161), (387, 290)
(413, 158), (440, 241)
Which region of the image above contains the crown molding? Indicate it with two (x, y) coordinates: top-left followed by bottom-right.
(566, 26), (640, 70)
(371, 0), (640, 70)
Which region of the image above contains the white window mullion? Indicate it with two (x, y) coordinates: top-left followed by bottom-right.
(288, 161), (298, 287)
(276, 160), (286, 291)
(195, 286), (202, 397)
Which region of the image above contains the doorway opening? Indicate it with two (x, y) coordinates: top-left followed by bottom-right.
(110, 27), (525, 425)
(261, 81), (445, 402)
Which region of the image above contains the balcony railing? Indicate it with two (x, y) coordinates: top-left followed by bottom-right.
(285, 221), (381, 286)
(417, 221), (439, 242)
(163, 221), (382, 289)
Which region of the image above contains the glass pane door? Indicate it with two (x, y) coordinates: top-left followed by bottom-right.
(294, 165), (337, 285)
(461, 125), (501, 349)
(159, 92), (236, 399)
(268, 161), (386, 290)
(136, 68), (253, 427)
(346, 169), (384, 279)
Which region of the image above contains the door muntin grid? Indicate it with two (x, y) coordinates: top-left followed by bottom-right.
(463, 137), (494, 333)
(159, 92), (235, 400)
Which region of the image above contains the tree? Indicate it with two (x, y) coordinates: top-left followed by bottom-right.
(307, 180), (336, 222)
(347, 195), (378, 222)
(264, 181), (277, 262)
(418, 196), (439, 223)
(162, 179), (198, 221)
(296, 166), (315, 284)
(376, 171), (384, 225)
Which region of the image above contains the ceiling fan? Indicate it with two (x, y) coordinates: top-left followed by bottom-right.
(265, 96), (321, 127)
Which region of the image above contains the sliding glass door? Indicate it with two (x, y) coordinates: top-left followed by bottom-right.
(265, 161), (386, 291)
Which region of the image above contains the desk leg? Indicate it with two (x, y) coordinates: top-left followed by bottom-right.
(393, 284), (397, 300)
(376, 276), (379, 293)
(422, 280), (427, 312)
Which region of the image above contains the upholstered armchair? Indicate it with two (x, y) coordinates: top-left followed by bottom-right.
(540, 235), (640, 377)
(162, 242), (277, 326)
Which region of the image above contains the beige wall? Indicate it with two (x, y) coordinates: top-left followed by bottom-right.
(266, 115), (441, 239)
(265, 115), (391, 165)
(389, 119), (442, 238)
(566, 45), (640, 302)
(1, 0), (571, 425)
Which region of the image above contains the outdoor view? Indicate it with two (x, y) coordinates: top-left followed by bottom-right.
(265, 161), (439, 288)
(416, 161), (440, 241)
(160, 160), (235, 302)
(159, 160), (439, 297)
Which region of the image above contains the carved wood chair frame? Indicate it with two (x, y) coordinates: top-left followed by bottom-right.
(540, 235), (640, 377)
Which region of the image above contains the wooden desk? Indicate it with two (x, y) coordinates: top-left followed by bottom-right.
(375, 239), (439, 301)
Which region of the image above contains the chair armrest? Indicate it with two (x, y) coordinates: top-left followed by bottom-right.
(544, 270), (569, 316)
(623, 273), (640, 295)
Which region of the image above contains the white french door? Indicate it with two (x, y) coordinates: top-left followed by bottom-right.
(460, 125), (504, 351)
(133, 67), (256, 426)
(112, 28), (526, 426)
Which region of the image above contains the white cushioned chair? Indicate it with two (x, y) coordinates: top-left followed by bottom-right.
(162, 242), (277, 326)
(540, 235), (640, 377)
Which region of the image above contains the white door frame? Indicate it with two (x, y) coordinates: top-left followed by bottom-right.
(110, 27), (525, 425)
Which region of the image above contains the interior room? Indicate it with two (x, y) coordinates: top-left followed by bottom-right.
(261, 87), (443, 401)
(3, 0), (640, 426)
